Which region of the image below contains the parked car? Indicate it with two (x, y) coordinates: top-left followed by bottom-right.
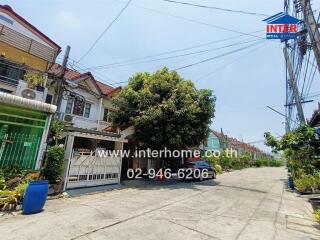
(180, 160), (216, 181)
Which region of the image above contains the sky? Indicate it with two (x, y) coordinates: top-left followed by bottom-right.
(3, 0), (320, 152)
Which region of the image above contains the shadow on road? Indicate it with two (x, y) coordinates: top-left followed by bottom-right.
(121, 179), (220, 191)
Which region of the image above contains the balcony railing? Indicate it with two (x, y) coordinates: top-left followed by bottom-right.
(55, 112), (111, 132)
(0, 74), (19, 86)
(0, 24), (57, 62)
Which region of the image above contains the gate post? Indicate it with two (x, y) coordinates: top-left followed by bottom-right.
(62, 134), (75, 191)
(114, 141), (124, 183)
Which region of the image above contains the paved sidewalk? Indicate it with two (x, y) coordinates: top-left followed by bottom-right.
(0, 167), (319, 240)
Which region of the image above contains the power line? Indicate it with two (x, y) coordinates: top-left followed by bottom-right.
(114, 0), (267, 40)
(89, 38), (263, 70)
(161, 0), (269, 17)
(194, 41), (267, 81)
(174, 41), (262, 70)
(87, 30), (264, 69)
(78, 0), (132, 62)
(68, 61), (118, 87)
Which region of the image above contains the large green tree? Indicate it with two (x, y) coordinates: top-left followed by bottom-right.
(110, 67), (216, 150)
(265, 125), (320, 174)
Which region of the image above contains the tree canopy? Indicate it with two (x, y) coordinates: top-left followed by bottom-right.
(110, 67), (216, 150)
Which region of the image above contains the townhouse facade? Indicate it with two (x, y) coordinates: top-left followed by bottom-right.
(0, 5), (132, 190)
(48, 64), (132, 190)
(0, 5), (60, 170)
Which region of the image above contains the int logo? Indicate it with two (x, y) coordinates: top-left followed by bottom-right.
(263, 12), (301, 40)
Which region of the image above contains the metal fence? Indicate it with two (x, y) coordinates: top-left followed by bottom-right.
(0, 132), (41, 169)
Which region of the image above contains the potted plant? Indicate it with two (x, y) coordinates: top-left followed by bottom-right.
(24, 71), (45, 89)
(41, 145), (65, 195)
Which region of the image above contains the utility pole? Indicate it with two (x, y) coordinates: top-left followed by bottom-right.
(300, 0), (320, 72)
(54, 45), (71, 113)
(283, 46), (306, 124)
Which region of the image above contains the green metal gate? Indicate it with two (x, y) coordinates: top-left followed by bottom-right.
(0, 103), (49, 169)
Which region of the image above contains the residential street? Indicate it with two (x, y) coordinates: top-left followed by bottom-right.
(1, 167), (319, 240)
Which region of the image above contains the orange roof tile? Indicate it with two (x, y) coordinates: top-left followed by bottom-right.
(49, 64), (120, 96)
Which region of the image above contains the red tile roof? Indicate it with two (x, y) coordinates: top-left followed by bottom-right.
(211, 130), (264, 154)
(49, 63), (120, 96)
(96, 80), (121, 96)
(49, 63), (83, 80)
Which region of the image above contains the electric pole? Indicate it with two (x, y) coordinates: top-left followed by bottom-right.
(54, 45), (71, 113)
(283, 46), (306, 124)
(300, 0), (320, 72)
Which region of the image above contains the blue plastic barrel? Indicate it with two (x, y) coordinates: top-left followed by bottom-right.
(23, 180), (49, 214)
(288, 176), (294, 190)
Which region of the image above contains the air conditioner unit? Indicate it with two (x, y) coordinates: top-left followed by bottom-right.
(15, 80), (47, 102)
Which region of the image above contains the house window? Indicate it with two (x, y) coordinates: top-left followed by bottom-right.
(0, 59), (25, 85)
(73, 97), (85, 116)
(65, 96), (91, 118)
(65, 98), (74, 114)
(84, 103), (91, 118)
(45, 94), (53, 104)
(103, 108), (109, 122)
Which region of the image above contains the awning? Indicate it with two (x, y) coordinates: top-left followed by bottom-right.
(0, 92), (57, 113)
(67, 126), (128, 143)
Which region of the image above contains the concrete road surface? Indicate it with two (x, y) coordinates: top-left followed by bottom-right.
(1, 167), (319, 240)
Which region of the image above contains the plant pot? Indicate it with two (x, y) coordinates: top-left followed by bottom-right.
(27, 83), (36, 89)
(48, 181), (63, 195)
(22, 180), (48, 214)
(309, 198), (320, 210)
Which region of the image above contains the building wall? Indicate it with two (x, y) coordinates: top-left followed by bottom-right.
(59, 87), (100, 129)
(0, 41), (49, 71)
(204, 132), (220, 151)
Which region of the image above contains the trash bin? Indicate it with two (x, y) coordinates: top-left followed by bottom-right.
(23, 180), (48, 214)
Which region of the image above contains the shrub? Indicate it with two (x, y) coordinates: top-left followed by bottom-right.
(214, 164), (223, 174)
(254, 158), (283, 168)
(2, 165), (23, 181)
(0, 182), (28, 211)
(42, 145), (65, 184)
(49, 120), (66, 145)
(0, 170), (5, 190)
(294, 174), (318, 193)
(315, 208), (320, 222)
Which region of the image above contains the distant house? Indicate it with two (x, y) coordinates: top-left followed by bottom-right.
(309, 103), (320, 128)
(0, 5), (59, 169)
(204, 131), (221, 152)
(308, 103), (320, 139)
(204, 129), (268, 160)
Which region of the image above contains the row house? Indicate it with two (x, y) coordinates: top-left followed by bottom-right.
(0, 5), (60, 170)
(204, 129), (268, 160)
(0, 5), (132, 190)
(48, 64), (131, 190)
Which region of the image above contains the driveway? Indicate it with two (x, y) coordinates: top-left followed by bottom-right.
(1, 167), (319, 240)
